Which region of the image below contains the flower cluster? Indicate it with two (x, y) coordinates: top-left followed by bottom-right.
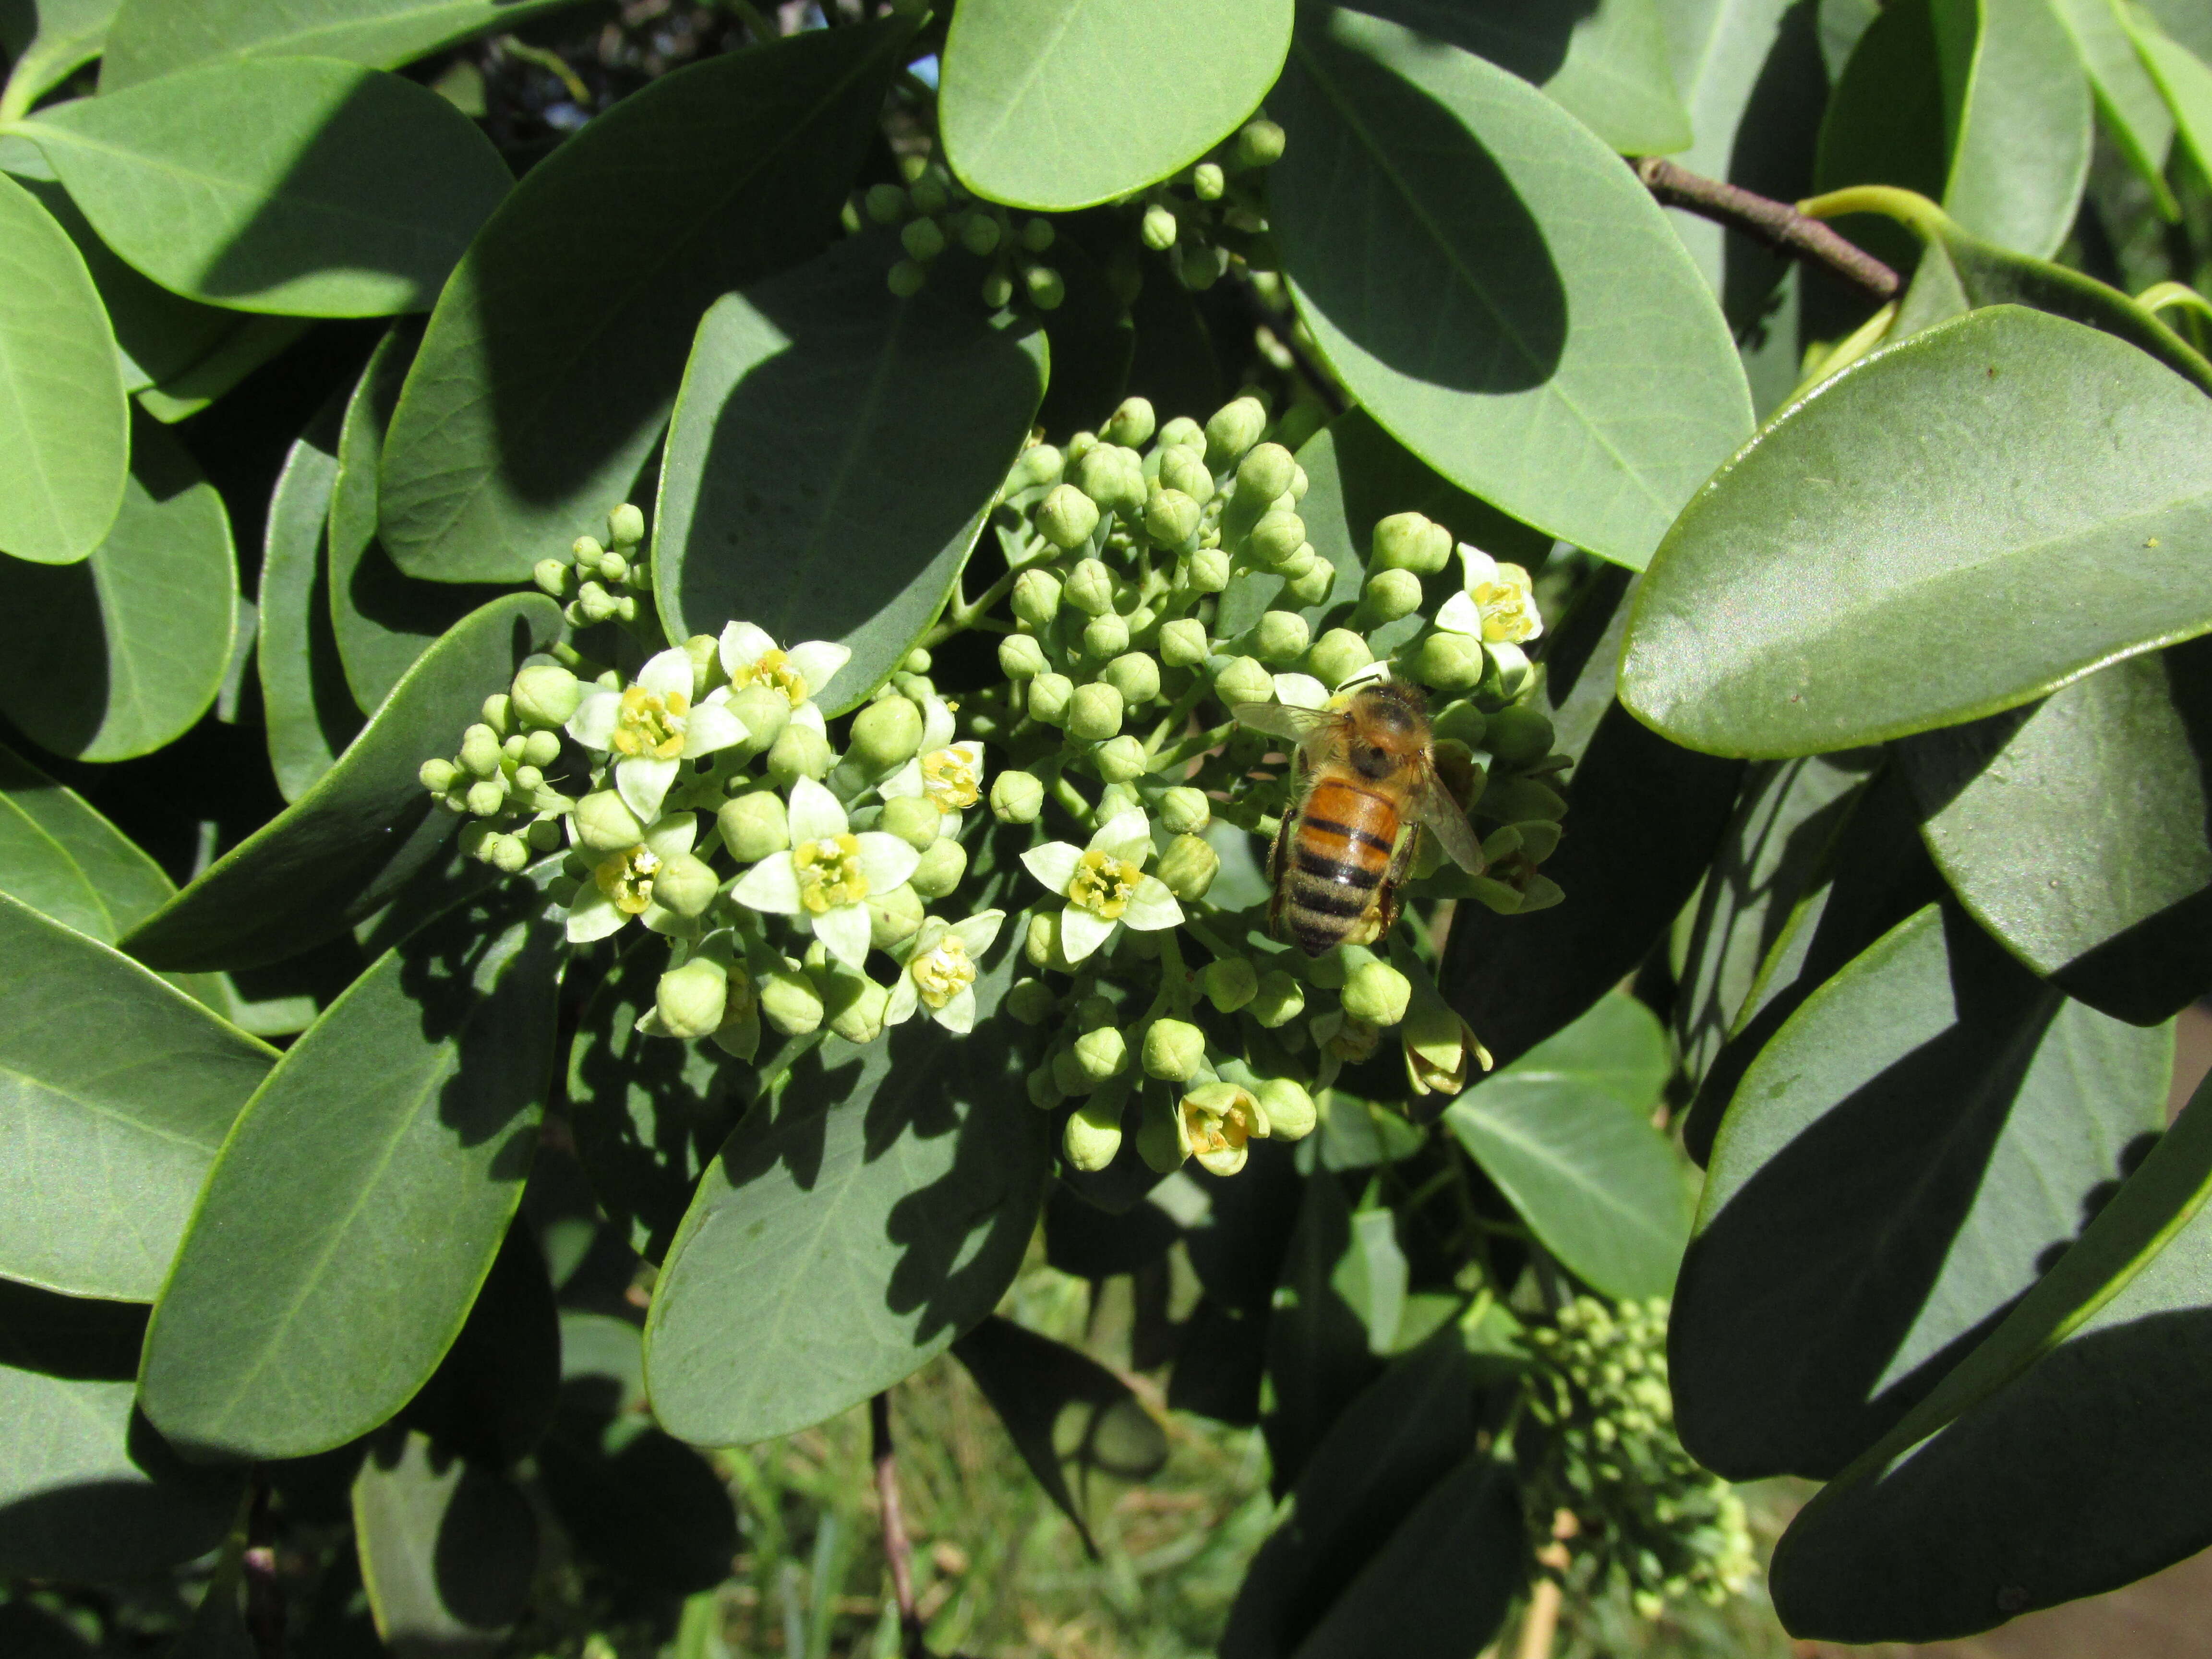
(1124, 114), (1286, 294)
(1521, 1297), (1757, 1618)
(850, 157), (1065, 311)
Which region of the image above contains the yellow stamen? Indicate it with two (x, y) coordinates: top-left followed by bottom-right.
(919, 748), (980, 811)
(1068, 848), (1143, 919)
(611, 684), (689, 759)
(910, 933), (976, 1009)
(594, 845), (661, 914)
(793, 833), (868, 914)
(729, 647), (808, 706)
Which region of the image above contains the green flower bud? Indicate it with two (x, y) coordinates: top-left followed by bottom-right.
(887, 259), (927, 298)
(997, 633), (1048, 681)
(1104, 397), (1155, 448)
(459, 723), (502, 778)
(1101, 651), (1161, 706)
(1286, 558), (1334, 606)
(1143, 1018), (1207, 1082)
(1191, 161), (1226, 200)
(420, 758), (458, 793)
(1414, 629), (1488, 693)
(865, 182), (907, 223)
(902, 648), (932, 673)
(1431, 701), (1486, 748)
(1362, 566), (1424, 623)
(1067, 431), (1098, 462)
(1287, 464), (1310, 502)
(1177, 242), (1220, 290)
(1204, 396), (1268, 469)
(1026, 909), (1070, 971)
(1075, 444), (1147, 518)
(1203, 956), (1259, 1012)
(1245, 510), (1306, 571)
(1093, 734), (1146, 784)
(487, 830), (532, 872)
(1008, 978), (1056, 1024)
(1158, 618), (1210, 667)
(1372, 510), (1453, 574)
(909, 171), (949, 216)
(1052, 1046), (1095, 1097)
(1154, 450), (1210, 508)
(1236, 442), (1298, 507)
(981, 270), (1015, 309)
(1026, 1063), (1064, 1110)
(1074, 1027), (1129, 1081)
(717, 685), (784, 754)
(533, 558), (570, 597)
(1158, 786), (1210, 835)
(1236, 118), (1287, 169)
(826, 973), (891, 1044)
(1187, 546), (1232, 593)
(901, 215), (946, 262)
(767, 723), (835, 786)
(1155, 833), (1218, 900)
(1256, 1077), (1317, 1141)
(990, 769), (1046, 823)
(500, 732), (528, 765)
(1012, 568), (1063, 626)
(1254, 610), (1310, 665)
(869, 796), (938, 852)
(465, 774), (507, 816)
(1249, 968), (1306, 1027)
(1484, 705), (1557, 767)
(1484, 778), (1567, 823)
(1028, 671), (1075, 726)
(759, 968), (824, 1036)
(573, 535), (607, 569)
(1024, 264), (1066, 309)
(1143, 486), (1202, 547)
(1343, 960), (1413, 1026)
(1068, 681), (1125, 742)
(909, 836), (967, 899)
(1158, 415), (1205, 452)
(714, 791), (787, 863)
(1213, 655), (1273, 706)
(1064, 1100), (1123, 1170)
(867, 883), (925, 948)
(1092, 784), (1140, 827)
(651, 852), (720, 918)
(849, 696), (924, 771)
(574, 789), (647, 854)
(1082, 613), (1130, 661)
(607, 502), (645, 547)
(573, 581), (620, 625)
(1065, 557), (1115, 617)
(656, 958), (729, 1039)
(1140, 202), (1178, 251)
(1021, 216), (1056, 252)
(1307, 627), (1372, 687)
(959, 211), (1002, 256)
(521, 728), (563, 770)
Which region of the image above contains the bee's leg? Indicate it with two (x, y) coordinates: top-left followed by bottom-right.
(1266, 806), (1296, 940)
(1373, 826), (1420, 942)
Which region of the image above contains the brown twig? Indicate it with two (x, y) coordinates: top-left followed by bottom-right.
(871, 1391), (927, 1659)
(1631, 156), (1901, 302)
(243, 1476), (285, 1659)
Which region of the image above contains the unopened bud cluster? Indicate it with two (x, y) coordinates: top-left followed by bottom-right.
(850, 157), (1064, 312)
(532, 501), (652, 633)
(1123, 114), (1286, 295)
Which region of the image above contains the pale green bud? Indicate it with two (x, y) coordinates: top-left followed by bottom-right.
(1026, 909), (1070, 971)
(533, 558), (571, 597)
(1191, 162), (1226, 200)
(1026, 1063), (1064, 1110)
(876, 796), (940, 850)
(1362, 566), (1424, 622)
(1250, 969), (1305, 1027)
(909, 171), (949, 215)
(1010, 444), (1064, 494)
(767, 723), (835, 786)
(574, 581), (620, 625)
(1247, 510), (1307, 570)
(1008, 978), (1056, 1024)
(825, 973), (891, 1044)
(1155, 833), (1218, 900)
(1343, 960), (1413, 1026)
(1052, 1046), (1095, 1096)
(1076, 995), (1117, 1032)
(467, 775), (509, 816)
(865, 182), (907, 223)
(1021, 216), (1056, 252)
(656, 958), (729, 1039)
(959, 211), (1002, 256)
(1143, 1019), (1207, 1082)
(990, 769), (1046, 823)
(726, 684), (789, 751)
(1012, 568), (1063, 627)
(1307, 628), (1372, 686)
(459, 723), (502, 778)
(1082, 613), (1131, 661)
(982, 269), (1015, 309)
(1256, 1078), (1317, 1141)
(1203, 956), (1259, 1012)
(1204, 396), (1268, 469)
(1288, 465), (1310, 502)
(1158, 786), (1210, 835)
(484, 831), (530, 872)
(1028, 672), (1075, 726)
(1236, 443), (1297, 506)
(1286, 558), (1334, 606)
(1236, 118), (1286, 168)
(419, 758), (458, 793)
(713, 792), (785, 862)
(1064, 1101), (1123, 1170)
(1102, 652), (1160, 705)
(500, 732), (527, 765)
(607, 502), (645, 547)
(909, 837), (967, 899)
(1414, 630), (1487, 693)
(1065, 556), (1115, 617)
(1024, 264), (1065, 309)
(901, 216), (945, 262)
(1038, 484), (1098, 551)
(575, 789), (647, 854)
(1157, 445), (1214, 504)
(1105, 397), (1156, 448)
(849, 696), (924, 771)
(1094, 781), (1142, 823)
(887, 259), (927, 298)
(1074, 1027), (1129, 1081)
(1094, 734), (1147, 783)
(1178, 243), (1220, 289)
(1143, 486), (1202, 546)
(998, 633), (1048, 680)
(1485, 705), (1557, 767)
(1076, 444), (1148, 519)
(759, 969), (824, 1036)
(868, 882), (926, 948)
(1159, 618), (1210, 667)
(1066, 431), (1098, 462)
(651, 852), (720, 918)
(1213, 655), (1274, 706)
(1141, 203), (1178, 250)
(521, 729), (562, 770)
(1485, 778), (1567, 822)
(572, 534), (606, 569)
(1068, 681), (1125, 742)
(1432, 701), (1486, 748)
(1158, 415), (1204, 451)
(1254, 610), (1310, 665)
(1187, 546), (1232, 593)
(1372, 511), (1453, 574)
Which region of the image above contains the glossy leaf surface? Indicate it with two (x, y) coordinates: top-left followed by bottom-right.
(0, 738), (178, 945)
(101, 0), (587, 88)
(2049, 0), (2176, 213)
(257, 389), (360, 803)
(0, 0), (119, 123)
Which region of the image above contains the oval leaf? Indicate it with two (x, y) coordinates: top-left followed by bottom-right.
(100, 0), (589, 88)
(1271, 8), (1752, 569)
(654, 234), (1047, 711)
(352, 1431), (537, 1649)
(21, 57), (511, 317)
(0, 736), (178, 944)
(0, 169), (127, 565)
(940, 0), (1291, 211)
(258, 388), (362, 802)
(1622, 306), (2212, 757)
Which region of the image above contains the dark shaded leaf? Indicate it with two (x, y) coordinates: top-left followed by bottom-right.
(352, 1431), (536, 1653)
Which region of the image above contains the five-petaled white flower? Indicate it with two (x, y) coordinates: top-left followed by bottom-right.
(731, 777), (919, 969)
(884, 909), (1005, 1034)
(1435, 544), (1543, 645)
(719, 622), (851, 713)
(881, 701), (986, 836)
(567, 648), (747, 821)
(565, 812), (701, 943)
(1019, 809), (1183, 964)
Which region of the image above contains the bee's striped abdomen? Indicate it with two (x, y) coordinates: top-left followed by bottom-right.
(1285, 778), (1399, 955)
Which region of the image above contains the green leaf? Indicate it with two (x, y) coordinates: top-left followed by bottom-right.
(953, 1315), (1168, 1553)
(139, 876), (560, 1460)
(2050, 0), (2177, 215)
(0, 0), (115, 123)
(1261, 1171), (1377, 1497)
(1270, 8), (1752, 570)
(643, 952), (1051, 1445)
(0, 416), (237, 762)
(1446, 993), (1688, 1298)
(100, 0), (589, 89)
(0, 169), (127, 565)
(16, 57), (511, 317)
(938, 0), (1291, 211)
(134, 315), (310, 423)
(259, 388), (362, 803)
(2132, 6), (2212, 188)
(0, 736), (178, 943)
(1673, 901), (2169, 1482)
(120, 592), (560, 973)
(1622, 306), (2212, 758)
(377, 21), (907, 582)
(0, 1284), (239, 1578)
(653, 234), (1048, 712)
(402, 1223), (558, 1467)
(0, 893), (272, 1301)
(1359, 0), (1694, 155)
(353, 1430), (536, 1650)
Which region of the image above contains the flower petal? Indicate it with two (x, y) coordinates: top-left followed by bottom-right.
(1196, 1142), (1249, 1177)
(785, 775), (848, 842)
(1433, 590), (1482, 637)
(919, 697), (957, 753)
(789, 702), (828, 736)
(878, 758), (924, 800)
(633, 1007), (671, 1036)
(644, 812), (698, 858)
(681, 700), (746, 758)
(636, 647), (694, 699)
(933, 985), (978, 1034)
(1120, 877), (1184, 931)
(1092, 809), (1153, 865)
(812, 902), (872, 970)
(1457, 542), (1500, 592)
(788, 639), (852, 697)
(733, 851), (803, 913)
(884, 973), (920, 1026)
(640, 900), (685, 935)
(950, 909), (1005, 955)
(566, 686), (620, 751)
(855, 831), (922, 892)
(1272, 672), (1328, 709)
(719, 621), (776, 676)
(565, 888), (627, 943)
(906, 915), (951, 957)
(1022, 841), (1082, 894)
(616, 755), (679, 821)
(1059, 905), (1116, 962)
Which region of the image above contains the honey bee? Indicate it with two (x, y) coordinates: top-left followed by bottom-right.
(1233, 680), (1486, 956)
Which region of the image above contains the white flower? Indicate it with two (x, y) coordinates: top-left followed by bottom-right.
(566, 648), (747, 821)
(565, 813), (699, 943)
(719, 622), (852, 711)
(730, 777), (920, 968)
(1434, 544), (1543, 645)
(1019, 809), (1183, 964)
(1270, 672), (1329, 710)
(1178, 1081), (1271, 1178)
(884, 909), (1005, 1034)
(881, 723), (986, 837)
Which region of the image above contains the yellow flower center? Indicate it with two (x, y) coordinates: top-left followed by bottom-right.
(910, 934), (976, 1009)
(1473, 565), (1541, 643)
(611, 684), (689, 759)
(793, 833), (868, 914)
(1068, 848), (1143, 919)
(1181, 1089), (1259, 1158)
(729, 647), (808, 706)
(1326, 1014), (1382, 1064)
(919, 748), (980, 810)
(594, 845), (662, 914)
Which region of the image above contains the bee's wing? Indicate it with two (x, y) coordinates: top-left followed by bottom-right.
(1413, 770), (1487, 875)
(1231, 701), (1341, 750)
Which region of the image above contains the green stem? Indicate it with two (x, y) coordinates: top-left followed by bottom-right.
(1149, 721), (1236, 774)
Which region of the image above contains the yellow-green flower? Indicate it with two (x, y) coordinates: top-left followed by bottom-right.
(1019, 810), (1182, 964)
(1435, 544), (1542, 645)
(884, 910), (1006, 1034)
(731, 777), (920, 969)
(1178, 1081), (1271, 1177)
